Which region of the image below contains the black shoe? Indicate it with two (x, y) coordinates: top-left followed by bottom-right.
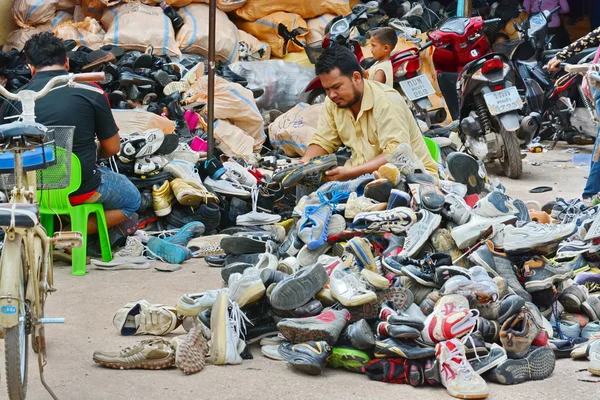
(197, 157), (226, 180)
(374, 337), (436, 359)
(133, 52), (153, 70)
(155, 133), (179, 155)
(126, 84), (141, 101)
(146, 102), (163, 115)
(338, 319), (375, 350)
(152, 70), (172, 87)
(159, 1), (184, 30)
(109, 90), (126, 108)
(119, 71), (156, 87)
(278, 341), (332, 375)
(218, 65), (248, 87)
(205, 254), (226, 268)
(221, 262), (253, 283)
(489, 346), (555, 384)
(137, 189), (153, 213)
(257, 182), (284, 212)
(446, 152), (485, 195)
(166, 203), (221, 232)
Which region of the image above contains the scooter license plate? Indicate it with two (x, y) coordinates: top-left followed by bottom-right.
(483, 87), (523, 116)
(399, 75), (436, 101)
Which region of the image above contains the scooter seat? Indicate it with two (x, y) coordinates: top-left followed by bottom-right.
(0, 203), (39, 228)
(361, 58), (377, 70)
(0, 146), (55, 174)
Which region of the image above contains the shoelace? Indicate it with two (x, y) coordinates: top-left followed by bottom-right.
(445, 343), (478, 379)
(342, 272), (371, 294)
(120, 338), (171, 356)
(229, 300), (252, 340)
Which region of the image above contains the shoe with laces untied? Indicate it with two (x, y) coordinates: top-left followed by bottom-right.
(436, 338), (488, 399)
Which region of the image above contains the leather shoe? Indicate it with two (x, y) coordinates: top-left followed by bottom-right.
(119, 71), (155, 87)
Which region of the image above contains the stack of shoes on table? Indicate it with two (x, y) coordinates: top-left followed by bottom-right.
(94, 149), (600, 394)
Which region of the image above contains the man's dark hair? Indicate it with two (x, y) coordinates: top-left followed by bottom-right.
(315, 45), (362, 78)
(370, 27), (398, 48)
(23, 32), (67, 68)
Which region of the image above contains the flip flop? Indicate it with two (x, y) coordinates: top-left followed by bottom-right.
(529, 186), (552, 193)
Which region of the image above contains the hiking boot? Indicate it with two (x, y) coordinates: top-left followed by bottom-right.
(523, 257), (572, 293)
(327, 347), (371, 373)
(469, 240), (532, 302)
(278, 341), (332, 375)
(469, 343), (508, 375)
(270, 262), (329, 310)
(350, 207), (417, 234)
(499, 304), (543, 358)
(277, 308), (350, 345)
(339, 319), (375, 350)
(474, 191), (519, 218)
(377, 321), (421, 339)
(491, 346), (556, 384)
(374, 337), (436, 359)
(152, 180), (174, 217)
(436, 339), (488, 399)
(274, 154), (338, 188)
(344, 192), (387, 219)
(93, 338), (175, 370)
(228, 268), (266, 308)
(330, 271), (377, 307)
(451, 215), (517, 250)
(560, 284), (589, 314)
(503, 223), (577, 254)
(399, 210), (442, 258)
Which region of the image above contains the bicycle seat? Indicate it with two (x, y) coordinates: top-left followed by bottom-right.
(0, 121), (47, 141)
(0, 203), (39, 228)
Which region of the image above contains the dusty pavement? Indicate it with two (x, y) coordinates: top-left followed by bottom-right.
(2, 142), (599, 400)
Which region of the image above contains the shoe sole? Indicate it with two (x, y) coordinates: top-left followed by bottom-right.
(446, 386), (489, 399)
(281, 155), (338, 189)
(327, 349), (369, 373)
(589, 366), (600, 375)
(493, 347), (555, 385)
(447, 153), (484, 195)
(210, 293), (228, 365)
(524, 272), (572, 292)
(220, 237), (266, 255)
(234, 283), (266, 308)
(175, 329), (206, 374)
(93, 354), (175, 370)
(270, 265), (329, 310)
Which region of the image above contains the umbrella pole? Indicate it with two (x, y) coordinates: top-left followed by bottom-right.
(207, 0), (216, 159)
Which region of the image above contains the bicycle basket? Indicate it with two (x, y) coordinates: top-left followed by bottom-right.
(305, 41), (325, 65)
(0, 126), (75, 195)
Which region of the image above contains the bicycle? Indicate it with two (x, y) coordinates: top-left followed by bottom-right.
(0, 71), (105, 400)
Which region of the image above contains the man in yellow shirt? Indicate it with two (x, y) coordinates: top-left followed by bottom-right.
(301, 45), (438, 182)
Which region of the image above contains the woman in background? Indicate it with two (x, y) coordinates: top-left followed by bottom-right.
(523, 0), (570, 48)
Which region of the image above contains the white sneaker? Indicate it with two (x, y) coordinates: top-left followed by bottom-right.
(177, 289), (224, 317)
(443, 193), (472, 225)
(439, 180), (468, 197)
(451, 214), (517, 250)
(115, 236), (145, 258)
(165, 142), (203, 164)
(329, 271), (377, 307)
(210, 292), (247, 365)
(164, 159), (205, 190)
(436, 339), (489, 399)
(360, 268), (389, 290)
(228, 268), (266, 307)
(255, 252), (278, 272)
(344, 192), (387, 219)
(223, 161), (257, 188)
(277, 256), (300, 274)
(204, 177), (251, 198)
(386, 143), (426, 176)
(474, 191), (519, 218)
(503, 222), (577, 253)
(134, 155), (168, 175)
(119, 128), (165, 161)
(399, 210), (442, 257)
(588, 339), (600, 375)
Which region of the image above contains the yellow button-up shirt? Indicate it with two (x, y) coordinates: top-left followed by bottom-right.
(309, 80), (438, 176)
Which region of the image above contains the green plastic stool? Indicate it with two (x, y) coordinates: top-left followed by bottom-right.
(38, 152), (112, 276)
(423, 136), (441, 163)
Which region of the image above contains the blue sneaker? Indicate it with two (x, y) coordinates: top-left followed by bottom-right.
(298, 204), (332, 251)
(147, 237), (187, 264)
(474, 191), (519, 217)
(164, 221), (205, 246)
(317, 174), (374, 196)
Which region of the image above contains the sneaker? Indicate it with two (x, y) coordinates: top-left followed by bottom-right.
(523, 257), (572, 293)
(374, 337), (436, 359)
(436, 339), (488, 399)
(387, 189), (411, 209)
(197, 157), (226, 180)
(503, 222), (577, 254)
(209, 292), (245, 365)
(277, 308), (350, 345)
(346, 237), (379, 272)
(439, 180), (468, 197)
(582, 294), (600, 320)
(499, 303), (543, 358)
(164, 221), (205, 247)
(274, 154), (338, 188)
(469, 240), (532, 302)
(375, 163), (401, 185)
(551, 197), (588, 221)
(588, 339), (600, 376)
(442, 193), (472, 225)
(474, 191), (519, 218)
(152, 180), (174, 217)
(360, 268), (390, 290)
(327, 347), (371, 373)
(134, 155), (168, 175)
(114, 236), (145, 258)
(330, 271), (377, 306)
(469, 343), (508, 375)
(172, 325), (207, 375)
(277, 256), (300, 275)
(364, 179), (393, 203)
(164, 159), (212, 195)
(278, 227), (303, 258)
(119, 129), (165, 161)
(176, 290), (221, 317)
(557, 240), (591, 259)
(223, 161), (257, 188)
(167, 202), (221, 232)
(269, 263), (329, 310)
(344, 192), (387, 219)
(446, 152), (485, 195)
(146, 237), (187, 264)
(339, 319), (375, 350)
(228, 268), (266, 308)
(559, 284), (588, 313)
(186, 234), (229, 257)
(387, 143), (427, 176)
(93, 338), (175, 370)
(298, 204), (332, 250)
(363, 358), (411, 384)
(421, 295), (478, 345)
(297, 243), (331, 268)
(451, 214), (517, 250)
(278, 341), (332, 375)
(261, 345), (284, 361)
(491, 346), (556, 384)
(220, 234), (271, 255)
(377, 321), (421, 339)
(399, 210), (442, 258)
(497, 294), (526, 324)
(113, 300), (179, 336)
(204, 176), (251, 198)
(419, 184), (446, 213)
(350, 207), (417, 234)
(169, 178), (206, 206)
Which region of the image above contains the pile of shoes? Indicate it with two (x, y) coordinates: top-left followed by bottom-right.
(93, 149), (600, 396)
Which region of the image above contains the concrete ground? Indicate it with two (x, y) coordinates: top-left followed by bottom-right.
(2, 142), (599, 400)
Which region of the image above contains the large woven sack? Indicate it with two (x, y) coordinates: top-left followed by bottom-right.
(57, 0), (78, 10)
(192, 0), (245, 12)
(189, 76), (265, 152)
(306, 14), (336, 44)
(268, 102), (323, 157)
(233, 0), (350, 21)
(112, 109), (175, 135)
(3, 24), (51, 52)
(53, 17), (105, 50)
(81, 0), (105, 20)
(213, 119), (254, 159)
(235, 12), (308, 58)
(101, 3), (182, 56)
(12, 0), (58, 28)
(238, 30), (271, 61)
(176, 4), (239, 63)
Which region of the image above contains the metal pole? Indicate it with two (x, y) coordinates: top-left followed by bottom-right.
(207, 0), (216, 159)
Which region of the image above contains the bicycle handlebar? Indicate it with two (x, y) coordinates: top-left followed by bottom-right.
(0, 72), (106, 102)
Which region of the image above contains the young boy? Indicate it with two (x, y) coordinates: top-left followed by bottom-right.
(366, 27), (397, 87)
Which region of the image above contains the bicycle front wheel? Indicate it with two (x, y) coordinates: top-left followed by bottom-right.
(5, 256), (29, 400)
